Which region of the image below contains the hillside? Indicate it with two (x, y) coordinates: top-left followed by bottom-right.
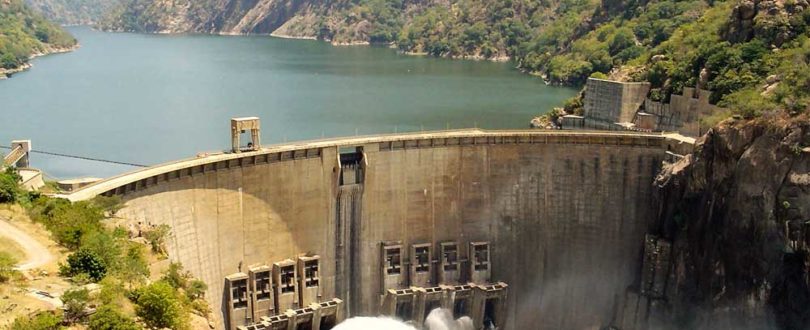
(0, 0), (76, 78)
(24, 0), (123, 25)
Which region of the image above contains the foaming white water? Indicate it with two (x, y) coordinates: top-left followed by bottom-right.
(424, 308), (474, 330)
(333, 308), (474, 330)
(332, 317), (416, 330)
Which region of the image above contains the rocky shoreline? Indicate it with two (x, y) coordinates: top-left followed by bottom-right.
(252, 30), (514, 61)
(0, 44), (78, 80)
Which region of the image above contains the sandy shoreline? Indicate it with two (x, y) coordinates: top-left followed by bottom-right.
(269, 32), (317, 40)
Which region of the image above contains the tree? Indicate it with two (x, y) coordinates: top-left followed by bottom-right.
(162, 262), (187, 289)
(134, 281), (188, 330)
(80, 230), (122, 272)
(62, 248), (108, 282)
(1, 53), (19, 69)
(62, 288), (90, 323)
(89, 306), (141, 330)
(118, 245), (149, 287)
(0, 167), (22, 203)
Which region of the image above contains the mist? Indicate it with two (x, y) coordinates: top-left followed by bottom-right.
(333, 308), (474, 330)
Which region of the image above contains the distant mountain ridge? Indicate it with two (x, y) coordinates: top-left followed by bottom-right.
(24, 0), (122, 25)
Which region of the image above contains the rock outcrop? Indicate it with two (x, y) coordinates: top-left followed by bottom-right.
(724, 0), (808, 46)
(101, 0), (433, 44)
(648, 116), (810, 329)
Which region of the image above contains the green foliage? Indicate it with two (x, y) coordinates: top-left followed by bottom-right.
(0, 167), (24, 204)
(162, 262), (187, 289)
(0, 251), (18, 282)
(89, 305), (141, 330)
(186, 279), (207, 301)
(157, 263), (209, 315)
(0, 0), (75, 70)
(563, 95), (584, 115)
(61, 288), (90, 323)
(80, 230), (122, 272)
(10, 311), (62, 330)
(24, 0), (123, 25)
(118, 244), (149, 286)
(720, 87), (778, 118)
(589, 71), (609, 79)
(133, 281), (189, 330)
(28, 197), (104, 249)
(143, 224), (170, 255)
(90, 195), (124, 216)
(61, 248), (108, 282)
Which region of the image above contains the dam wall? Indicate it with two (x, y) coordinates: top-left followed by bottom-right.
(67, 130), (682, 329)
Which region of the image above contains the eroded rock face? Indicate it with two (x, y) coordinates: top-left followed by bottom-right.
(725, 0), (808, 46)
(649, 117), (810, 329)
(102, 0), (436, 43)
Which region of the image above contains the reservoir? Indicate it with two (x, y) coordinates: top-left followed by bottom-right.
(0, 27), (576, 178)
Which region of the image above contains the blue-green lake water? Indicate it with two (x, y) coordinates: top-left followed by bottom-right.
(0, 27), (576, 178)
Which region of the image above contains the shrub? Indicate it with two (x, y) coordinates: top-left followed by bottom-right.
(0, 167), (23, 203)
(186, 279), (208, 300)
(61, 249), (108, 282)
(118, 245), (149, 287)
(1, 53), (19, 69)
(62, 288), (90, 323)
(720, 87), (778, 119)
(589, 71), (609, 79)
(10, 311), (62, 330)
(89, 195), (123, 216)
(162, 262), (187, 289)
(0, 251), (17, 282)
(29, 198), (104, 250)
(143, 224), (170, 255)
(80, 230), (122, 272)
(134, 281), (189, 330)
(89, 306), (141, 330)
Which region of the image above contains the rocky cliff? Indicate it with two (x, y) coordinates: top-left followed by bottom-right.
(646, 116), (810, 329)
(101, 0), (433, 43)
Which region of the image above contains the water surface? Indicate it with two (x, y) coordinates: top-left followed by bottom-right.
(0, 27), (576, 178)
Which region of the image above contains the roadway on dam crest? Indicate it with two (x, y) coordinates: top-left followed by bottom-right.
(61, 129), (693, 202)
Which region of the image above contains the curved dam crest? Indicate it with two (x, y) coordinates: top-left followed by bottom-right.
(64, 129), (693, 330)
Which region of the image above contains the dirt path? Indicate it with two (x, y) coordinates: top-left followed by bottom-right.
(0, 219), (53, 270)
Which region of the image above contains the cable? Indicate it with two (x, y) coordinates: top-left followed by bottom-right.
(1, 145), (148, 167)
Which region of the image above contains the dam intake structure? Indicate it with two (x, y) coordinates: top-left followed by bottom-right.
(61, 125), (694, 330)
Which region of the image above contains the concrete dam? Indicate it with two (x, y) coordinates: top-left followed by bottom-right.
(64, 127), (693, 330)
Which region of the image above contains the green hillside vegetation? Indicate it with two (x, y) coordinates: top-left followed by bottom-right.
(299, 0), (809, 117)
(0, 169), (209, 329)
(24, 0), (123, 25)
(0, 0), (75, 71)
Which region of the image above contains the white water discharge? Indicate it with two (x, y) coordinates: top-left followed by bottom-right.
(333, 308), (474, 330)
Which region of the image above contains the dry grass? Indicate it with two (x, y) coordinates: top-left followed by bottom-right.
(0, 237), (26, 261)
(0, 204), (71, 327)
